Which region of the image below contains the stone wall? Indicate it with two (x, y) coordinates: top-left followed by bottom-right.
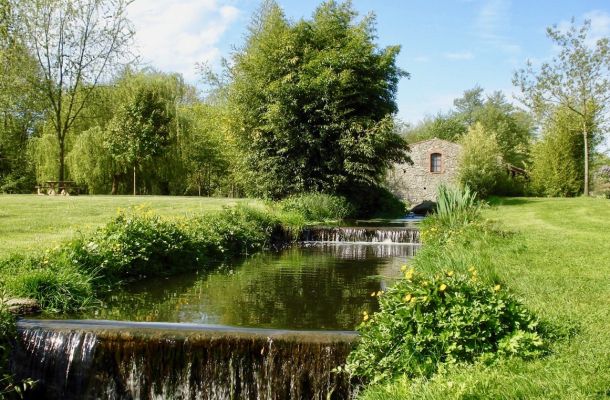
(388, 138), (462, 205)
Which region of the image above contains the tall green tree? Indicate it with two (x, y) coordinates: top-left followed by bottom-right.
(0, 0), (45, 192)
(458, 122), (504, 197)
(530, 106), (587, 197)
(107, 76), (175, 195)
(224, 1), (409, 198)
(15, 0), (133, 183)
(514, 19), (610, 195)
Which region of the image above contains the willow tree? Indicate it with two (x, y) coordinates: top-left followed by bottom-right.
(15, 0), (133, 182)
(225, 1), (409, 199)
(514, 19), (610, 196)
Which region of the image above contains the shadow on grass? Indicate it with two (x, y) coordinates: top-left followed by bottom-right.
(487, 197), (537, 207)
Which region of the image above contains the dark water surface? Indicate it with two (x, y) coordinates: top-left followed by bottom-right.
(61, 243), (417, 330)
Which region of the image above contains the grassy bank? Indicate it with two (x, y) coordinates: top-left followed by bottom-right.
(359, 197), (610, 399)
(0, 195), (256, 257)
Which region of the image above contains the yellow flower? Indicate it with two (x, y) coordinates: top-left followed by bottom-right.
(405, 268), (415, 281)
(363, 314), (369, 321)
(400, 265), (408, 272)
(468, 266), (476, 273)
(439, 284), (447, 292)
(370, 291), (376, 297)
(447, 271), (454, 277)
(421, 296), (428, 302)
(410, 296), (417, 304)
(494, 284), (501, 291)
(377, 291), (383, 297)
(422, 280), (429, 287)
(404, 294), (412, 302)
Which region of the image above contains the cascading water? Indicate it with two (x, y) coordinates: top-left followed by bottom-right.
(301, 226), (420, 244)
(13, 320), (357, 400)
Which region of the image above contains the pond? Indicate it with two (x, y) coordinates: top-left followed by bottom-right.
(65, 242), (418, 331)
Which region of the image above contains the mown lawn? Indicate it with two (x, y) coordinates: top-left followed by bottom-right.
(362, 197), (610, 399)
(0, 195), (257, 257)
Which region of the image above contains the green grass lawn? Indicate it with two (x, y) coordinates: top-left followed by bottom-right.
(0, 195), (257, 257)
(362, 197), (610, 399)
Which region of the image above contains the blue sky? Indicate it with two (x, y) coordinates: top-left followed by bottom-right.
(128, 0), (610, 127)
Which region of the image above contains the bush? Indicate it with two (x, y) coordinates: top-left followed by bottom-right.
(344, 268), (546, 383)
(340, 183), (407, 218)
(594, 165), (610, 198)
(278, 193), (353, 221)
(458, 123), (504, 198)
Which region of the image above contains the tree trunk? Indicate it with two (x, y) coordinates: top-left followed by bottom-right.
(111, 174), (119, 195)
(58, 137), (65, 182)
(133, 164), (137, 196)
(583, 126), (589, 196)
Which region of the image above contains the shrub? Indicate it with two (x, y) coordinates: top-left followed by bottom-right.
(458, 123), (504, 197)
(344, 268), (546, 383)
(278, 193), (353, 221)
(340, 183), (407, 218)
(594, 165), (610, 198)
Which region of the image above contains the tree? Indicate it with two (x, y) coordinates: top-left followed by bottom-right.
(514, 19), (610, 196)
(458, 122), (504, 197)
(15, 0), (133, 182)
(224, 1), (409, 198)
(0, 0), (45, 192)
(402, 113), (467, 143)
(530, 106), (586, 197)
(107, 76), (174, 195)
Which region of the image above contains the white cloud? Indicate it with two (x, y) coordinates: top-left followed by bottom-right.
(476, 0), (521, 55)
(127, 0), (240, 82)
(443, 51), (474, 60)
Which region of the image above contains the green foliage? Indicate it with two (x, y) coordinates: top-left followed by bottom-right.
(0, 203), (297, 313)
(530, 106), (585, 197)
(67, 127), (114, 193)
(278, 193), (353, 221)
(594, 164), (610, 198)
(514, 19), (610, 195)
(458, 123), (504, 197)
(425, 184), (480, 233)
(340, 182), (407, 218)
(344, 267), (546, 383)
(225, 1), (409, 199)
(402, 114), (467, 143)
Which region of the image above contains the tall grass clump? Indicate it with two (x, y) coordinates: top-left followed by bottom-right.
(434, 184), (479, 227)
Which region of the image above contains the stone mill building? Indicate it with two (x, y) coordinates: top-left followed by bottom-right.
(389, 138), (462, 205)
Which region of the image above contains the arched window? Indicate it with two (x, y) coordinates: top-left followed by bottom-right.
(430, 153), (442, 173)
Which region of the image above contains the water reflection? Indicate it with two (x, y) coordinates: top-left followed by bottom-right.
(73, 244), (416, 330)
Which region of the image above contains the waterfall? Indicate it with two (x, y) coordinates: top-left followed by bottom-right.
(301, 227), (420, 244)
(13, 320), (357, 400)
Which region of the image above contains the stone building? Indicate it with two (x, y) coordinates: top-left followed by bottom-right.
(388, 138), (462, 205)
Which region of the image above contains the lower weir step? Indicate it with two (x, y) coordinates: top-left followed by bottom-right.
(13, 320), (358, 400)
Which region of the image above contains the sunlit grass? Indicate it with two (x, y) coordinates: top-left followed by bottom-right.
(0, 195), (258, 256)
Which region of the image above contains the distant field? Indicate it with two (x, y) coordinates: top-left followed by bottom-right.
(0, 195), (258, 256)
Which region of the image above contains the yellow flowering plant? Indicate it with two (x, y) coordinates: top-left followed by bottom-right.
(345, 269), (547, 383)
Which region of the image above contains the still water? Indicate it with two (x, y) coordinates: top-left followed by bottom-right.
(71, 243), (417, 330)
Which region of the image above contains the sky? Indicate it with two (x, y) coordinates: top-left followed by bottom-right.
(127, 0), (610, 128)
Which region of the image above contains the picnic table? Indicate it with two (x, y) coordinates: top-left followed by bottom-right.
(36, 181), (80, 195)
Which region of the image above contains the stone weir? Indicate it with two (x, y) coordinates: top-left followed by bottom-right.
(301, 226), (420, 244)
(13, 319), (358, 400)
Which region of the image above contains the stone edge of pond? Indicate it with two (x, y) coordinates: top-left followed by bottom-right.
(17, 319), (359, 343)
